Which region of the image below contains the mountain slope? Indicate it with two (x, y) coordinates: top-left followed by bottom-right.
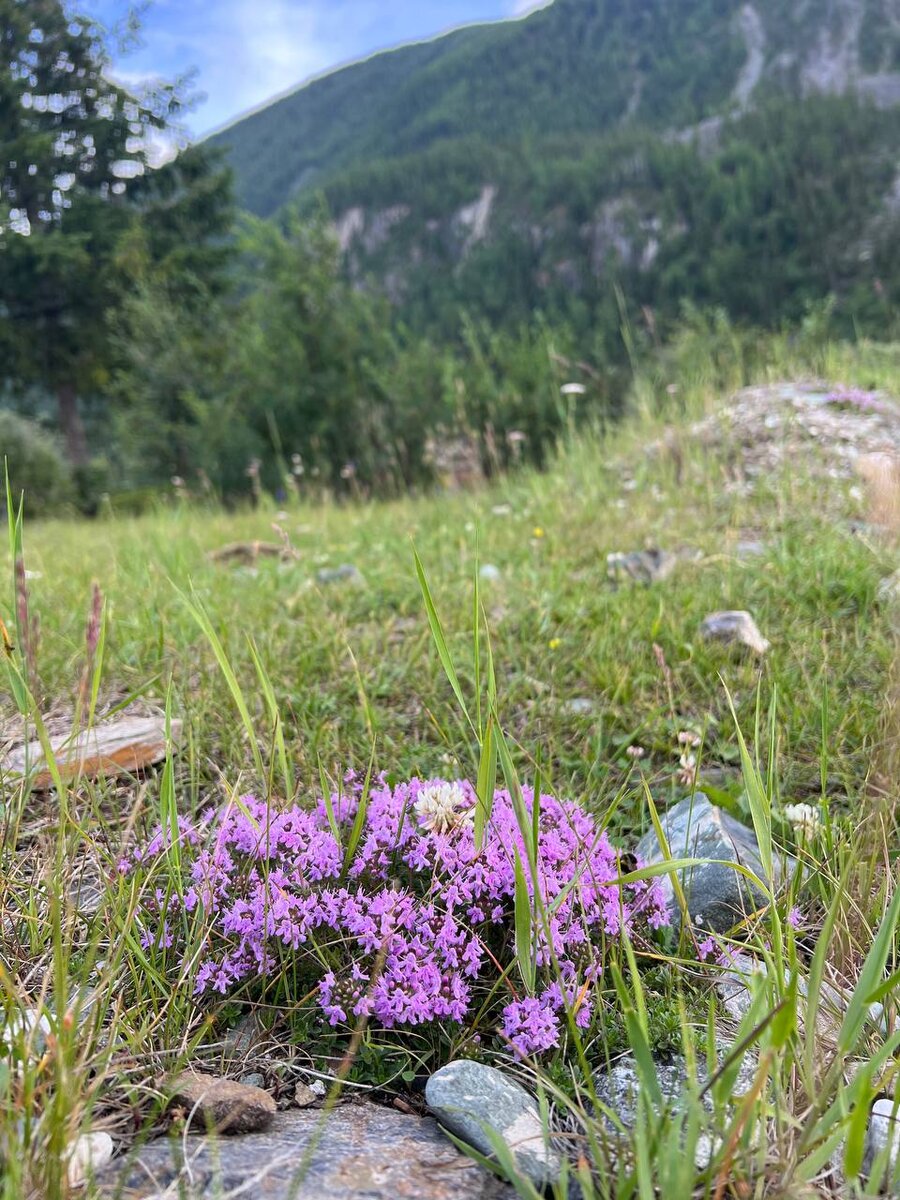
(210, 0), (900, 219)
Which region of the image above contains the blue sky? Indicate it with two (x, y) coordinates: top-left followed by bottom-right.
(84, 1), (542, 137)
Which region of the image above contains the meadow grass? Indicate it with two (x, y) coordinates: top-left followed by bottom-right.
(0, 334), (898, 1198)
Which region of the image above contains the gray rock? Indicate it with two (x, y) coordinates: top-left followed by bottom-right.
(426, 1060), (561, 1188)
(240, 1072), (266, 1089)
(700, 611), (770, 655)
(864, 1097), (900, 1194)
(735, 540), (766, 559)
(878, 569), (900, 606)
(561, 698), (595, 717)
(316, 564), (365, 587)
(849, 520), (893, 541)
(716, 952), (769, 1023)
(98, 1105), (511, 1199)
(716, 952), (845, 1038)
(607, 549), (678, 585)
(170, 1071), (276, 1135)
(479, 563), (502, 582)
(636, 794), (790, 933)
(591, 1053), (758, 1167)
(223, 1012), (260, 1059)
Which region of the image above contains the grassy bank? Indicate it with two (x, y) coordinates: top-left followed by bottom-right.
(1, 336), (898, 1198)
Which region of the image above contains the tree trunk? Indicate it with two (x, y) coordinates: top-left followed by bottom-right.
(57, 382), (88, 466)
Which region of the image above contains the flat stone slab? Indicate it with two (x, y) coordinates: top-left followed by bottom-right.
(2, 715), (181, 790)
(98, 1105), (513, 1199)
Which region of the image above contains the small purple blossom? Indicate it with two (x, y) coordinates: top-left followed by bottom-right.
(696, 936), (717, 962)
(502, 996), (560, 1056)
(825, 388), (892, 416)
(126, 777), (669, 1055)
(787, 906), (802, 929)
(696, 934), (739, 968)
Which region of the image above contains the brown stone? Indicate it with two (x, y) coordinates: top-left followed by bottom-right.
(208, 541), (298, 565)
(170, 1071), (276, 1135)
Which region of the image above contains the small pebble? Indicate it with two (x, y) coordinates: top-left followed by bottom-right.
(316, 564), (365, 587)
(294, 1082), (318, 1108)
(67, 1132), (114, 1189)
(700, 610), (770, 655)
(864, 1097), (900, 1188)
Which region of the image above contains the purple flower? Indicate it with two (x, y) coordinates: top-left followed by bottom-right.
(825, 388), (891, 415)
(127, 779), (670, 1055)
(502, 996), (561, 1056)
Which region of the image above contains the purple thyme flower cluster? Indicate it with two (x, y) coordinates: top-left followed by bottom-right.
(126, 777), (669, 1056)
(825, 388), (892, 416)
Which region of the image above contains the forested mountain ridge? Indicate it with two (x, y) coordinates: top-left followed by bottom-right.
(209, 0), (900, 219)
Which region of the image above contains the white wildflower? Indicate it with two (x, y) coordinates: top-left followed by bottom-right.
(677, 753), (697, 788)
(783, 803), (822, 836)
(414, 782), (472, 835)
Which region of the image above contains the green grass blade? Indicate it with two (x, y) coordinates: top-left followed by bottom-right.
(414, 549), (475, 738)
(317, 756), (342, 848)
(179, 584), (266, 785)
(513, 846), (536, 994)
(725, 683), (773, 886)
(247, 637), (292, 800)
(474, 715), (497, 852)
(837, 883), (900, 1057)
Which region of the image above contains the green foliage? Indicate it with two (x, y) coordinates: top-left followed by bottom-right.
(0, 410), (72, 516)
(108, 146), (237, 489)
(225, 212), (404, 492)
(0, 0), (187, 463)
(110, 202), (612, 499)
(858, 0), (900, 71)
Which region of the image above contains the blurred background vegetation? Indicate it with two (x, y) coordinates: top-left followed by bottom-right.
(2, 0), (900, 516)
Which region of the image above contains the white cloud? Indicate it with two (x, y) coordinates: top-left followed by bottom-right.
(509, 0), (551, 14)
(120, 0), (340, 135)
(102, 0), (539, 137)
(197, 1), (338, 132)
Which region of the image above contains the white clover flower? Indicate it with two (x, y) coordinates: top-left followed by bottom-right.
(783, 803), (822, 836)
(414, 782), (472, 835)
(677, 753), (697, 788)
(677, 730), (702, 748)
